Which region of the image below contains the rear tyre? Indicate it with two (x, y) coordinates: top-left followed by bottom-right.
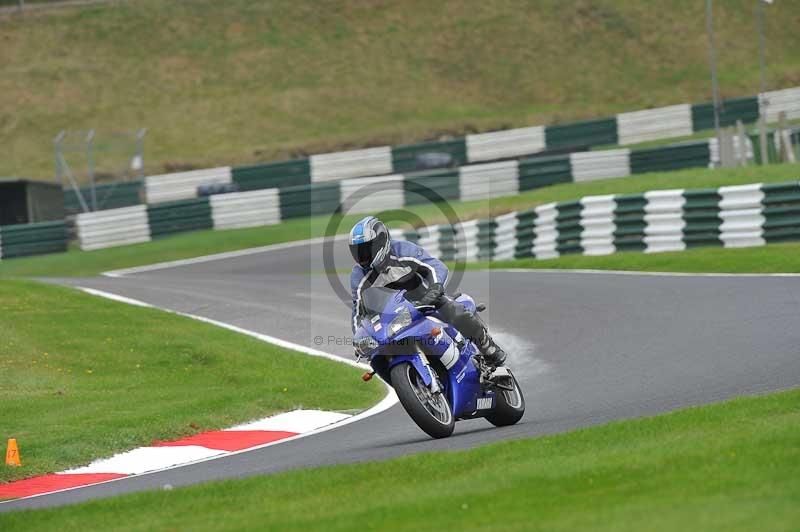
(391, 363), (454, 439)
(485, 369), (525, 427)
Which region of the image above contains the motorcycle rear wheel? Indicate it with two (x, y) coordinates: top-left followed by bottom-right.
(391, 363), (455, 439)
(485, 369), (525, 427)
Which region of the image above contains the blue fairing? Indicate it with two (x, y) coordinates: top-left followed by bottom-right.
(357, 288), (485, 418)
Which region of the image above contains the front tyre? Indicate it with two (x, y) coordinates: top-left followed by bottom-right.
(485, 369), (525, 427)
(391, 363), (454, 439)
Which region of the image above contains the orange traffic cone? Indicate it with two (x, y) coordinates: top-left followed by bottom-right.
(5, 439), (21, 467)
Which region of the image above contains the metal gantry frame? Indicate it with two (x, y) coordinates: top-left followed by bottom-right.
(53, 128), (146, 212)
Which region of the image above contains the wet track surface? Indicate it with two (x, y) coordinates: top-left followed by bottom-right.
(3, 238), (800, 511)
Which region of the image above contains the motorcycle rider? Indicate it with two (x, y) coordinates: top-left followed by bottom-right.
(348, 215), (506, 366)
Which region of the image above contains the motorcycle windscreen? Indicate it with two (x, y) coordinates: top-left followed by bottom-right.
(360, 286), (398, 318)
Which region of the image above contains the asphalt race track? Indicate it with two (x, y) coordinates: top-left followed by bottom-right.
(3, 237), (800, 511)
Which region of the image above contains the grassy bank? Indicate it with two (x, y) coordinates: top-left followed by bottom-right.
(2, 0), (800, 181)
(0, 280), (383, 483)
(0, 164), (797, 278)
(2, 387), (797, 529)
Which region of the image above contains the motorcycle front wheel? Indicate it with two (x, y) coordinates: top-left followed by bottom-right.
(391, 363), (455, 439)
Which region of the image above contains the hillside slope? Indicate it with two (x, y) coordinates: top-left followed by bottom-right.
(2, 0), (799, 181)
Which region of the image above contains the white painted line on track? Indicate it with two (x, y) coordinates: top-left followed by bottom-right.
(103, 235), (341, 278)
(490, 268), (800, 278)
(79, 288), (155, 307)
(0, 286), (398, 505)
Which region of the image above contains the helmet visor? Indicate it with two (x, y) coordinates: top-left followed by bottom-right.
(349, 232), (387, 268)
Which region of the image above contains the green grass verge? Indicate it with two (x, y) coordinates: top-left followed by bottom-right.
(0, 163), (798, 278)
(2, 388), (797, 530)
(0, 280), (383, 484)
(470, 242), (800, 274)
(3, 0), (800, 181)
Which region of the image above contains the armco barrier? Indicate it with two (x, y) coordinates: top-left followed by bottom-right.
(209, 189), (280, 230)
(692, 96), (760, 132)
(64, 181), (143, 215)
(465, 127), (545, 163)
(617, 104), (693, 145)
(68, 134), (798, 252)
(70, 86), (800, 211)
(761, 87), (800, 123)
(569, 149), (630, 182)
(544, 116), (618, 150)
(458, 160), (519, 201)
(147, 198), (213, 238)
(145, 167), (232, 204)
(0, 221), (67, 259)
(232, 160), (311, 192)
(310, 146), (393, 182)
(76, 205), (151, 251)
(397, 180), (800, 263)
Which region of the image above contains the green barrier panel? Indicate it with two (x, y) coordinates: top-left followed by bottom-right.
(554, 200), (583, 255)
(402, 169), (460, 206)
(691, 96), (760, 132)
(476, 219), (497, 260)
(437, 226), (458, 261)
(514, 210), (537, 258)
(682, 189), (721, 248)
(517, 155), (572, 191)
(613, 194), (647, 252)
(391, 139), (467, 174)
(232, 160), (311, 192)
(761, 181), (800, 205)
(63, 181), (143, 215)
(630, 142), (710, 174)
(278, 182), (341, 220)
(761, 182), (800, 243)
(544, 117), (618, 150)
(0, 221), (68, 259)
(147, 197), (212, 238)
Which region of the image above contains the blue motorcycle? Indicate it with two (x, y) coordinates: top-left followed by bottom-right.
(355, 287), (525, 438)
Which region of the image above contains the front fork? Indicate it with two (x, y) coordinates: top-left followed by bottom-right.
(417, 352), (441, 394)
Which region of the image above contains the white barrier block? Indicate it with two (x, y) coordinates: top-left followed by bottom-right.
(310, 147), (393, 182)
(579, 195), (616, 255)
(760, 87), (800, 123)
(644, 189), (686, 214)
(466, 126), (546, 163)
(145, 167), (232, 204)
(570, 149), (630, 182)
(76, 205), (151, 251)
(644, 189), (687, 254)
(719, 208), (765, 248)
(458, 160), (519, 201)
(210, 189), (281, 230)
(718, 183), (764, 211)
(618, 104), (692, 145)
(340, 174), (405, 214)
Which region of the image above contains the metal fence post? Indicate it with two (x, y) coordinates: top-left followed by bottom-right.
(86, 129), (97, 211)
(705, 0), (723, 167)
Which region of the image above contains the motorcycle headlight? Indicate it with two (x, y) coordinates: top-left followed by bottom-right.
(354, 336), (378, 356)
(388, 307), (412, 336)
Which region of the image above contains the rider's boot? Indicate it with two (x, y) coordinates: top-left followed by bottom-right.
(437, 296), (507, 367)
(477, 329), (507, 367)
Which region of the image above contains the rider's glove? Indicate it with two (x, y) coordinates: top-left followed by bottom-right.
(417, 282), (444, 308)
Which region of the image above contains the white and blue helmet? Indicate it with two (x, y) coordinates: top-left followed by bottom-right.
(349, 216), (390, 270)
